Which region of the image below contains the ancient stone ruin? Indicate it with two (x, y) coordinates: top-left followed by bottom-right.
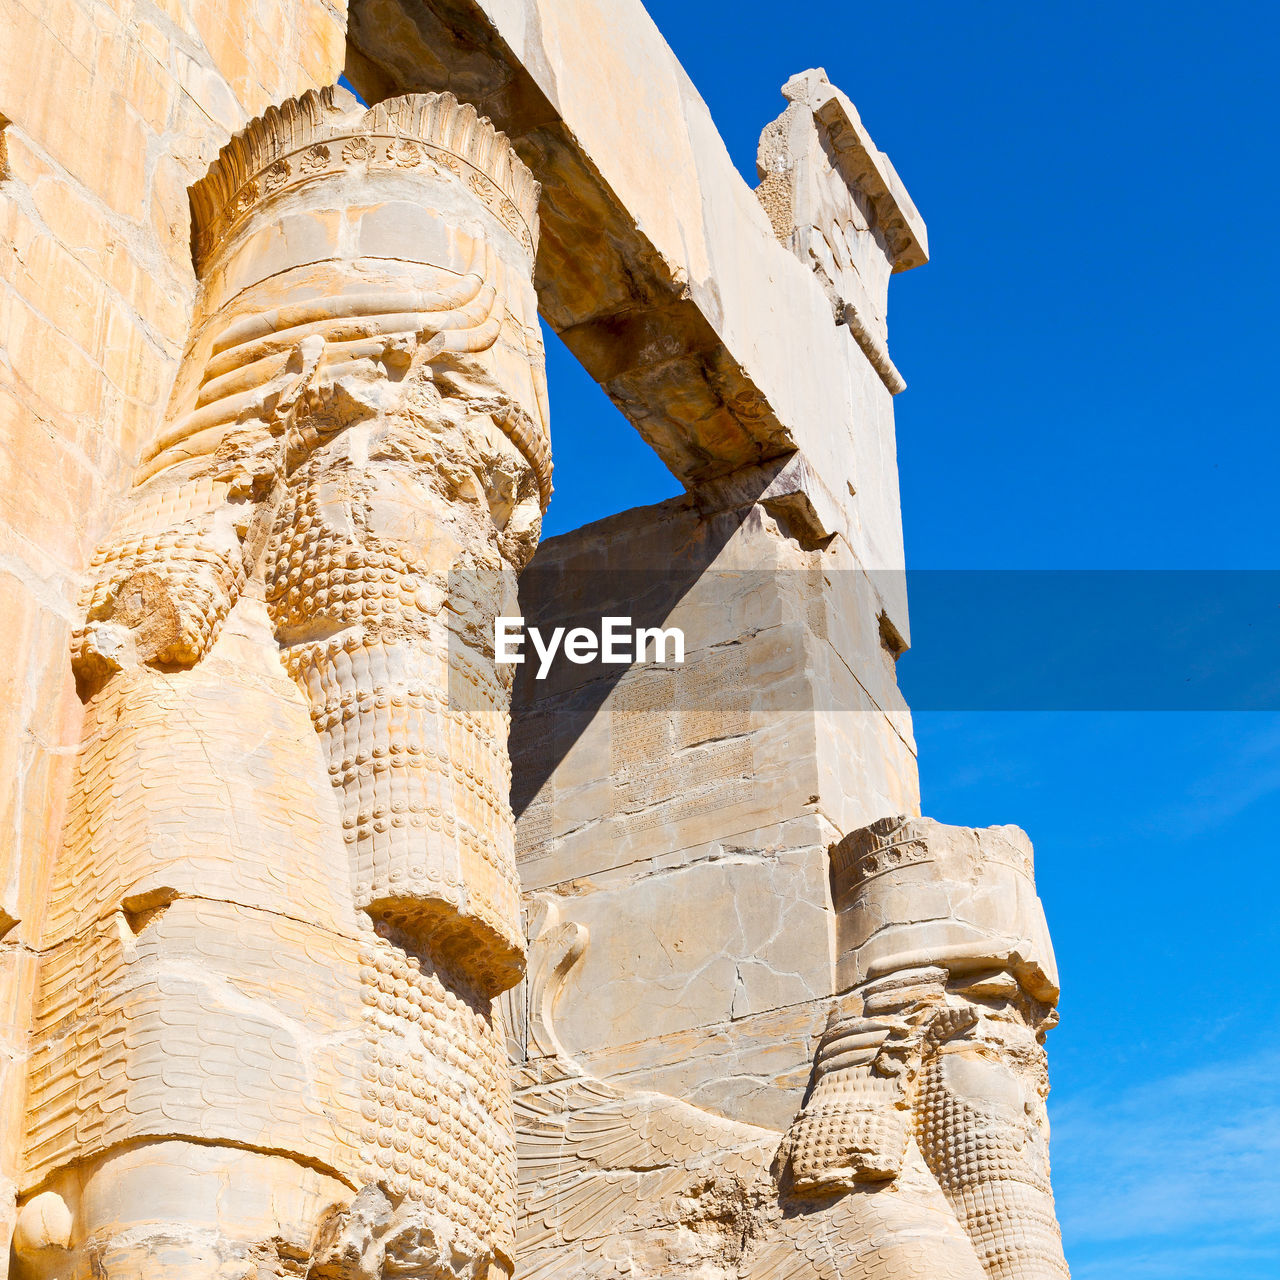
(0, 4), (1069, 1278)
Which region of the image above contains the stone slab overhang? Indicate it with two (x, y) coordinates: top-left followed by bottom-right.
(346, 0), (927, 597)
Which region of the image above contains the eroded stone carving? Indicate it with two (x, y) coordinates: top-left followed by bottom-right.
(757, 69), (928, 394)
(16, 84), (547, 1279)
(775, 817), (1069, 1279)
(514, 898), (779, 1280)
(515, 818), (1068, 1280)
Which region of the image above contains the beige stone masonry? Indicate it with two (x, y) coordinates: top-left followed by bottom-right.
(7, 77), (549, 1280)
(1, 5), (1072, 1278)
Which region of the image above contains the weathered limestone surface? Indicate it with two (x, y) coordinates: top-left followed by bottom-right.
(757, 69), (926, 393)
(509, 492), (919, 1130)
(345, 1), (920, 637)
(512, 814), (1069, 1280)
(0, 0), (346, 1258)
(7, 78), (549, 1278)
(505, 446), (1070, 1279)
(2, 3), (1071, 1278)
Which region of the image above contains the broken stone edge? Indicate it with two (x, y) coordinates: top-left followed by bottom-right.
(783, 68), (928, 273)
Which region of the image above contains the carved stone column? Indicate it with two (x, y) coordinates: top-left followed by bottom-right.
(16, 86), (548, 1280)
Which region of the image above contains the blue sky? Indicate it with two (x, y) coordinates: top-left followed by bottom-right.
(539, 3), (1280, 1276)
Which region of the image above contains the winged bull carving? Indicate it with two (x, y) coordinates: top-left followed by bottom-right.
(513, 894), (1015, 1280)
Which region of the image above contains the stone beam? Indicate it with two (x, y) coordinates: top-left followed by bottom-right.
(346, 0), (927, 604)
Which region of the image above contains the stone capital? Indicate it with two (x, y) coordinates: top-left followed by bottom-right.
(191, 84), (541, 274)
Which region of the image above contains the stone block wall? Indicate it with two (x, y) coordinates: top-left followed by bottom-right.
(509, 490), (920, 1130)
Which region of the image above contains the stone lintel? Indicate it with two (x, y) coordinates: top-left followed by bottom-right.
(347, 1), (924, 633)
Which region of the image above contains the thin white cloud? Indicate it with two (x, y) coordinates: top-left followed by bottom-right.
(1052, 1046), (1280, 1272)
(1152, 716), (1280, 835)
(1071, 1241), (1280, 1280)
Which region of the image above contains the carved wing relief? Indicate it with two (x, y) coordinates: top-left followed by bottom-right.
(513, 890), (1065, 1280)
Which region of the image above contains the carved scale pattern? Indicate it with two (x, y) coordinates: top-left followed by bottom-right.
(73, 472), (245, 671)
(779, 1011), (916, 1190)
(358, 924), (517, 1267)
(917, 1053), (1069, 1280)
(266, 445), (524, 993)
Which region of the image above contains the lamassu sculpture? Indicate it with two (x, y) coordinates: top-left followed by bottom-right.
(514, 819), (1068, 1280)
(16, 85), (547, 1280)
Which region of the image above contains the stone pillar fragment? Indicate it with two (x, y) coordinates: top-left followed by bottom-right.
(756, 67), (928, 395)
